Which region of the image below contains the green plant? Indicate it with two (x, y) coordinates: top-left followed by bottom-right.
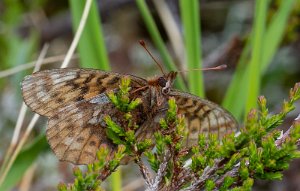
(222, 0), (296, 120)
(59, 78), (300, 190)
(1, 0), (299, 190)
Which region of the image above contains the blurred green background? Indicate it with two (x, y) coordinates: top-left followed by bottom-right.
(0, 0), (300, 190)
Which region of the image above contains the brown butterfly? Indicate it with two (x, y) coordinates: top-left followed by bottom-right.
(21, 68), (238, 165)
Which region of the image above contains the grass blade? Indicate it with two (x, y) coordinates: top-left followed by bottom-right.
(69, 0), (110, 70)
(261, 0), (295, 70)
(179, 0), (204, 97)
(222, 40), (252, 120)
(0, 135), (48, 191)
(223, 0), (294, 120)
(244, 0), (269, 114)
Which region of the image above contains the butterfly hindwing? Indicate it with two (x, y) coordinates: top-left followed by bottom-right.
(46, 98), (117, 164)
(170, 90), (239, 146)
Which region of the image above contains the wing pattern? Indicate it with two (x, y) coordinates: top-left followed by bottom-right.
(170, 90), (238, 146)
(21, 68), (238, 164)
(21, 68), (147, 164)
(22, 68), (147, 117)
(46, 100), (116, 164)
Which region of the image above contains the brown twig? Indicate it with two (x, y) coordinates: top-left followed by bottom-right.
(136, 158), (153, 189)
(180, 159), (223, 191)
(275, 114), (300, 147)
(0, 54), (78, 78)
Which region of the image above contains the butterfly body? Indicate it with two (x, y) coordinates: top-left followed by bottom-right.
(21, 68), (238, 165)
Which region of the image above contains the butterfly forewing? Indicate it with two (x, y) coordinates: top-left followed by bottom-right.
(21, 68), (147, 117)
(170, 90), (238, 146)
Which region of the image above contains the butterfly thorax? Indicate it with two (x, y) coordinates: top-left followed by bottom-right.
(146, 71), (177, 108)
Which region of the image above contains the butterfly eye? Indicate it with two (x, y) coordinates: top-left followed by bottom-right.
(162, 86), (170, 95)
(158, 77), (167, 87)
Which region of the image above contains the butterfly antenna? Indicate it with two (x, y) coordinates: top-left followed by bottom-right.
(139, 40), (167, 76)
(178, 64), (228, 73)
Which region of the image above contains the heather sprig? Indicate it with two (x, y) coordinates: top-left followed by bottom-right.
(57, 145), (125, 191)
(58, 79), (300, 191)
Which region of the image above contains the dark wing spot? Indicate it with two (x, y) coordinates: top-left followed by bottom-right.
(76, 95), (84, 102)
(68, 131), (75, 137)
(84, 73), (95, 84)
(99, 87), (106, 93)
(98, 74), (109, 80)
(178, 97), (188, 105)
(106, 77), (119, 85)
(184, 103), (195, 109)
(89, 141), (96, 146)
(51, 92), (59, 98)
(201, 109), (212, 119)
(52, 114), (59, 121)
(66, 118), (73, 123)
(193, 100), (198, 106)
(191, 126), (198, 134)
(43, 84), (51, 92)
(66, 125), (73, 130)
(80, 86), (89, 95)
(73, 83), (80, 89)
(194, 104), (204, 114)
(83, 151), (94, 158)
(66, 81), (80, 89)
(77, 137), (85, 143)
(57, 97), (64, 103)
(188, 115), (199, 122)
(96, 78), (103, 86)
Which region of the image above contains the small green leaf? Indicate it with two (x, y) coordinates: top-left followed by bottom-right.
(104, 116), (125, 136)
(57, 182), (68, 191)
(220, 176), (235, 191)
(205, 179), (215, 191)
(106, 128), (125, 145)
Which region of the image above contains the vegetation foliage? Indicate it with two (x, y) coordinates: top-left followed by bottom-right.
(0, 0), (300, 190)
(58, 79), (300, 191)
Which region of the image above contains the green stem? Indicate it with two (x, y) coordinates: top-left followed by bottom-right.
(110, 168), (122, 191)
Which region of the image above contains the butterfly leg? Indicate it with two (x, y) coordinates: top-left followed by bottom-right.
(131, 85), (148, 94)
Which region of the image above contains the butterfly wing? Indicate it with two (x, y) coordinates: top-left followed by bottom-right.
(21, 68), (148, 164)
(169, 90), (239, 146)
(46, 99), (115, 164)
(22, 68), (147, 117)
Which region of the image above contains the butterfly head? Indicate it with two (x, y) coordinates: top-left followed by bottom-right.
(157, 71), (177, 95)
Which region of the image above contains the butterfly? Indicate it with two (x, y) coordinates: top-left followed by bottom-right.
(21, 68), (238, 165)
